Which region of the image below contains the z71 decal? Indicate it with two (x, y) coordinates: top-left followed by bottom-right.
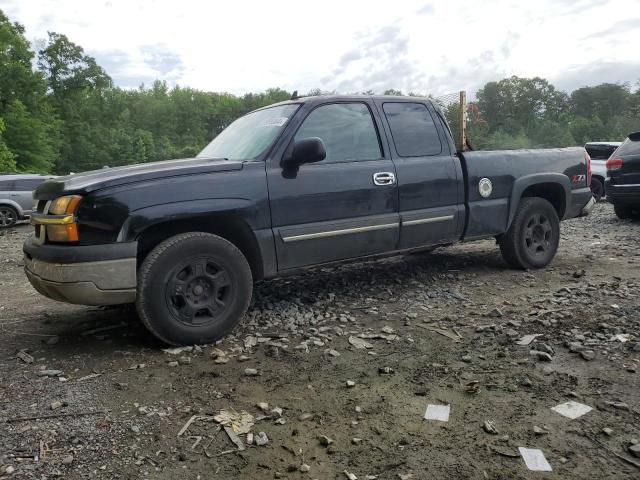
(571, 174), (586, 184)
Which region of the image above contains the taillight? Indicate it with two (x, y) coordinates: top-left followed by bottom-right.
(584, 150), (591, 185)
(606, 157), (623, 171)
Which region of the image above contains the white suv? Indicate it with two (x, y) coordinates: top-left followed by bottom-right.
(0, 174), (55, 228)
(585, 142), (621, 201)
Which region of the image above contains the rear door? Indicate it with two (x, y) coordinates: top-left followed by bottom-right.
(374, 100), (463, 249)
(14, 179), (44, 214)
(267, 101), (399, 270)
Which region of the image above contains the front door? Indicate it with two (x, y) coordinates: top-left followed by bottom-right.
(375, 100), (463, 249)
(267, 101), (399, 271)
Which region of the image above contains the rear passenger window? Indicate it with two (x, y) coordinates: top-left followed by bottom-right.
(383, 102), (442, 157)
(0, 181), (13, 191)
(615, 138), (640, 156)
(15, 179), (44, 191)
(294, 103), (382, 162)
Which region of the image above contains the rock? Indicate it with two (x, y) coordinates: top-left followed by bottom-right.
(271, 407), (283, 416)
(349, 336), (373, 349)
(237, 355), (250, 362)
(378, 366), (394, 374)
(246, 432), (254, 445)
(343, 471), (357, 480)
(62, 455), (74, 465)
(131, 425), (141, 434)
(461, 355), (472, 363)
(50, 400), (64, 410)
(257, 402), (269, 411)
(178, 356), (191, 365)
(167, 361), (179, 367)
(488, 308), (503, 318)
(326, 349), (341, 357)
(530, 350), (553, 362)
(628, 444), (640, 458)
(46, 336), (60, 345)
(483, 420), (499, 434)
(346, 380), (356, 388)
(244, 368), (258, 376)
(298, 413), (313, 421)
(351, 437), (363, 445)
(533, 426), (548, 435)
(299, 464), (310, 472)
(602, 427), (613, 436)
(37, 369), (62, 377)
(254, 431), (269, 446)
(319, 435), (333, 446)
(580, 350), (596, 361)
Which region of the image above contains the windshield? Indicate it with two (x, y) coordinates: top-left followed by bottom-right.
(197, 104), (299, 160)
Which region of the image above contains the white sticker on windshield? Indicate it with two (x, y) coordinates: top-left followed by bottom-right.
(261, 117), (288, 127)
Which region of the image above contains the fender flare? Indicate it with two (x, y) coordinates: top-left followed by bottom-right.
(507, 173), (571, 229)
(117, 198), (257, 241)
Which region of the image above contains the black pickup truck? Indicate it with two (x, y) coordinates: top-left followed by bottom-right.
(24, 95), (594, 345)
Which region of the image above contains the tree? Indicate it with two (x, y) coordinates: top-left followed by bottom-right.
(570, 83), (630, 124)
(0, 118), (16, 172)
(0, 10), (59, 171)
(3, 99), (58, 172)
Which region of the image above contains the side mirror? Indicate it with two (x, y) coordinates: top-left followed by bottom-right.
(282, 137), (326, 169)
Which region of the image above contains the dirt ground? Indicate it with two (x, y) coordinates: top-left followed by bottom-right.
(1, 202), (639, 479)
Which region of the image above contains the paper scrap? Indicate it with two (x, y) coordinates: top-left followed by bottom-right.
(551, 401), (592, 419)
(518, 447), (552, 471)
(516, 334), (542, 346)
(424, 404), (450, 422)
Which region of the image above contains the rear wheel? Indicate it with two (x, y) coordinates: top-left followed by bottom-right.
(0, 206), (17, 228)
(136, 232), (253, 345)
(590, 177), (604, 202)
(613, 204), (632, 219)
(499, 197), (560, 270)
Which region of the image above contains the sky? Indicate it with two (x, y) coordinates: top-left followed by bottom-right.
(4, 0), (640, 98)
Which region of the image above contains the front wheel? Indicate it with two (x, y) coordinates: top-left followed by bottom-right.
(136, 232), (253, 345)
(499, 197), (560, 270)
(0, 206), (18, 228)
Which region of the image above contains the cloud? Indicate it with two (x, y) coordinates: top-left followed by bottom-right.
(91, 44), (185, 88)
(551, 60), (640, 92)
(416, 4), (435, 15)
(582, 18), (640, 40)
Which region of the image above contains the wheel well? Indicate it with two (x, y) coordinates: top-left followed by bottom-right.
(136, 215), (264, 280)
(591, 175), (605, 184)
(521, 182), (566, 219)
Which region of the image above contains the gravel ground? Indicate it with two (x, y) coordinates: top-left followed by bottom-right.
(1, 202), (639, 479)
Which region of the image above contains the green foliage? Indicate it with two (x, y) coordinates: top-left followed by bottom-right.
(0, 8), (639, 172)
(0, 118), (16, 171)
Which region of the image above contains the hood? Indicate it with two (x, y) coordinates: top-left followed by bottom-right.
(35, 157), (243, 199)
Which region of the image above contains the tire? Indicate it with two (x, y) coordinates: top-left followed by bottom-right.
(0, 205), (18, 228)
(613, 204), (632, 219)
(590, 177), (604, 202)
(499, 197), (560, 270)
(136, 232), (253, 346)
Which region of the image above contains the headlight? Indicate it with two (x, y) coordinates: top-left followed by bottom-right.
(49, 195), (82, 215)
(31, 195), (82, 242)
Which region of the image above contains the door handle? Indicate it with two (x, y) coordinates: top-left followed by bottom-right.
(373, 172), (396, 186)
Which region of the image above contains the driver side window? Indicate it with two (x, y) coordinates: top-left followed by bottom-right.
(294, 103), (382, 163)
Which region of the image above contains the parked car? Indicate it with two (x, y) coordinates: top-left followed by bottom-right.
(605, 132), (640, 219)
(24, 95), (594, 345)
(585, 141), (621, 201)
(0, 174), (55, 228)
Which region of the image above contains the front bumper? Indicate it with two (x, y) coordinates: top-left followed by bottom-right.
(605, 180), (640, 206)
(23, 237), (137, 305)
